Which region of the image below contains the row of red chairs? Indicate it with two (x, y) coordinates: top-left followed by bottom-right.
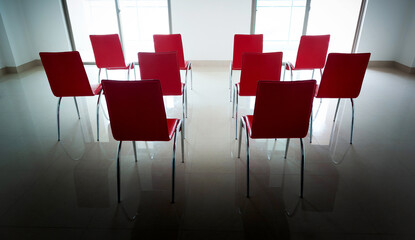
(39, 33), (370, 203)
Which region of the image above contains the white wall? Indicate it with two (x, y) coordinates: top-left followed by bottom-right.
(171, 0), (252, 61)
(23, 0), (71, 55)
(357, 0), (415, 67)
(396, 1), (415, 67)
(0, 0), (36, 67)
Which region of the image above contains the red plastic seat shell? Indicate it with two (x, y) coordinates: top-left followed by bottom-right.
(293, 35), (330, 70)
(232, 34), (263, 70)
(154, 34), (187, 69)
(90, 34), (128, 69)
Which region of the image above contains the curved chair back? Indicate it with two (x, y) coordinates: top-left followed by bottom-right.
(294, 35), (330, 70)
(251, 80), (316, 139)
(102, 80), (170, 141)
(239, 52), (283, 96)
(232, 34), (263, 70)
(316, 53), (371, 98)
(138, 52), (182, 95)
(153, 34), (186, 69)
(40, 51), (95, 97)
(90, 34), (127, 68)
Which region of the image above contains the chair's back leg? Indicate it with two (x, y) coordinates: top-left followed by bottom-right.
(171, 131), (178, 203)
(132, 141), (137, 162)
(96, 91), (102, 141)
(333, 98), (341, 122)
(246, 126), (250, 198)
(73, 97), (80, 119)
(179, 121), (184, 163)
(284, 138), (290, 159)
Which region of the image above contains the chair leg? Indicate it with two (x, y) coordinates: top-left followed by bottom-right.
(132, 141), (137, 162)
(133, 64), (137, 80)
(179, 120), (184, 163)
(235, 94), (239, 140)
(245, 122), (250, 198)
(57, 97), (62, 141)
(232, 86), (236, 118)
(73, 97), (80, 119)
(284, 138), (290, 159)
(97, 91), (102, 141)
(311, 69), (315, 79)
(333, 98), (341, 122)
(117, 141), (123, 203)
(105, 69), (109, 80)
(309, 108), (313, 143)
(300, 138), (305, 198)
(182, 95), (186, 139)
(171, 129), (178, 203)
(229, 62), (233, 102)
(238, 118), (244, 158)
(98, 68), (101, 83)
(127, 66), (130, 81)
(350, 98), (355, 144)
(185, 85), (188, 118)
(283, 64), (286, 81)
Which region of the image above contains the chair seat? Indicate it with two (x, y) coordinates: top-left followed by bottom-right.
(106, 63), (134, 70)
(91, 83), (103, 95)
(235, 82), (256, 97)
(167, 118), (180, 140)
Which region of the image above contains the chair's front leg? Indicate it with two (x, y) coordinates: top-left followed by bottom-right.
(300, 138), (305, 198)
(98, 68), (101, 83)
(133, 63), (137, 80)
(238, 118), (244, 158)
(235, 94), (239, 140)
(171, 130), (178, 204)
(182, 95), (186, 139)
(179, 120), (184, 163)
(333, 98), (341, 122)
(97, 91), (103, 141)
(57, 97), (62, 141)
(309, 107), (313, 143)
(117, 141), (123, 203)
(132, 141), (137, 162)
(229, 61), (233, 102)
(190, 62), (193, 90)
(284, 138), (290, 159)
(245, 122), (250, 198)
(350, 98), (355, 144)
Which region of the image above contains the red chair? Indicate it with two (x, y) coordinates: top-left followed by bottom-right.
(313, 53), (371, 144)
(39, 51), (103, 141)
(138, 52), (187, 137)
(238, 80), (316, 198)
(101, 80), (184, 203)
(284, 35), (330, 81)
(90, 34), (135, 82)
(233, 52), (283, 139)
(153, 34), (193, 89)
(229, 34), (263, 101)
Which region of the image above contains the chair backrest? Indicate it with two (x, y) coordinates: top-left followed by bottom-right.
(90, 34), (127, 68)
(153, 34), (186, 69)
(102, 80), (170, 141)
(232, 34), (263, 70)
(40, 51), (94, 97)
(251, 80), (316, 139)
(138, 52), (182, 95)
(294, 35), (330, 70)
(239, 52), (283, 96)
(316, 53), (371, 99)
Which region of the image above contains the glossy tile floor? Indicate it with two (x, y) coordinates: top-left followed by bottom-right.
(0, 64), (415, 239)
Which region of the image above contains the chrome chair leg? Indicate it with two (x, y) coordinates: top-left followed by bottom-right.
(238, 118), (244, 158)
(182, 95), (186, 139)
(300, 138), (305, 198)
(333, 98), (341, 122)
(57, 97), (62, 141)
(73, 97), (80, 119)
(133, 64), (137, 80)
(245, 121), (250, 198)
(132, 141), (137, 162)
(97, 91), (102, 141)
(117, 141), (123, 203)
(309, 108), (313, 143)
(179, 120), (184, 163)
(171, 128), (178, 203)
(127, 65), (130, 81)
(350, 98), (355, 144)
(284, 138), (290, 159)
(229, 62), (233, 102)
(98, 68), (101, 83)
(185, 85), (188, 118)
(311, 69), (315, 79)
(232, 86), (236, 118)
(235, 94), (239, 140)
(283, 64), (286, 81)
(105, 69), (109, 80)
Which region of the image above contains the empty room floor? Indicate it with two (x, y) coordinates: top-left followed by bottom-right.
(0, 64), (414, 239)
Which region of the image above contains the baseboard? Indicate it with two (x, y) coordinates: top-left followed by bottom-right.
(369, 60), (415, 74)
(0, 60), (42, 76)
